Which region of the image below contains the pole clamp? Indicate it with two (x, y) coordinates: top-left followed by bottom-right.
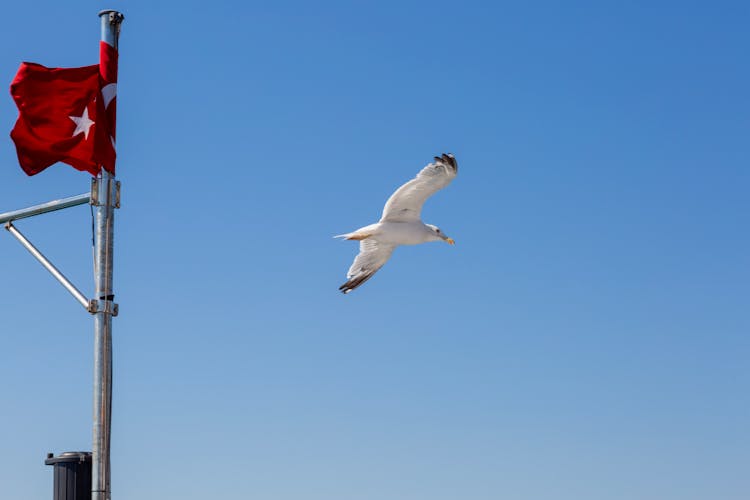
(88, 299), (119, 317)
(90, 179), (121, 208)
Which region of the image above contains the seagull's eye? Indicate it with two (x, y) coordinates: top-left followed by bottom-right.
(436, 229), (441, 233)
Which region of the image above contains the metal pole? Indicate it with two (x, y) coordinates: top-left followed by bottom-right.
(93, 10), (123, 500)
(5, 223), (90, 310)
(0, 193), (90, 224)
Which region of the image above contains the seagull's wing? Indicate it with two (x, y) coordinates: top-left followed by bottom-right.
(380, 153), (458, 222)
(339, 239), (396, 294)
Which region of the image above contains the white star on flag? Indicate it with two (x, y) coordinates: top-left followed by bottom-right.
(69, 105), (95, 140)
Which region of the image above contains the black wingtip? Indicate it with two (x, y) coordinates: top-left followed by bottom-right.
(339, 271), (376, 294)
(436, 153), (457, 171)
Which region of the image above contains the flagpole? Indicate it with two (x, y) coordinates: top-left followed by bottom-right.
(93, 10), (123, 500)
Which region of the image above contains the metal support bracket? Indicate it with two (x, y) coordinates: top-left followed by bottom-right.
(90, 178), (120, 208)
(0, 193), (91, 224)
(88, 299), (119, 317)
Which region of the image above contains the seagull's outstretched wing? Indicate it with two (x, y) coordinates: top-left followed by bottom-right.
(339, 239), (396, 294)
(380, 153), (458, 223)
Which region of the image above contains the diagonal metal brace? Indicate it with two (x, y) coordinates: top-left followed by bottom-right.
(5, 222), (92, 312)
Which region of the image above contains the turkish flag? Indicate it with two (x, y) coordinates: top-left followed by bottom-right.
(9, 42), (117, 177)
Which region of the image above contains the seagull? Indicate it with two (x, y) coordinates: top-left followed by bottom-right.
(336, 153), (458, 294)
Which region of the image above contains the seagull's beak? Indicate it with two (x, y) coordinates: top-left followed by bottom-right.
(446, 237), (455, 245)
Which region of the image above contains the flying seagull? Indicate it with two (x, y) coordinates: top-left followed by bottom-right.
(336, 153), (458, 294)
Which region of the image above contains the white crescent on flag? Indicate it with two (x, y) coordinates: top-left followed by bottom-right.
(101, 83), (117, 109)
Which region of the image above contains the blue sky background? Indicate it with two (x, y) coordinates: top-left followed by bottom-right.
(0, 1), (748, 499)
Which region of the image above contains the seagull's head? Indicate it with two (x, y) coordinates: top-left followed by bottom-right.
(426, 224), (455, 245)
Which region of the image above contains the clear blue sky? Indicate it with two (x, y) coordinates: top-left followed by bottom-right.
(0, 1), (748, 499)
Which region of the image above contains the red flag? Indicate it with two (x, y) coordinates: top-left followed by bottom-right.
(10, 42), (117, 177)
(99, 41), (118, 155)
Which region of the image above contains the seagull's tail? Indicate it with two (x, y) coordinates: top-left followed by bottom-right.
(334, 232), (373, 241)
(334, 226), (376, 241)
